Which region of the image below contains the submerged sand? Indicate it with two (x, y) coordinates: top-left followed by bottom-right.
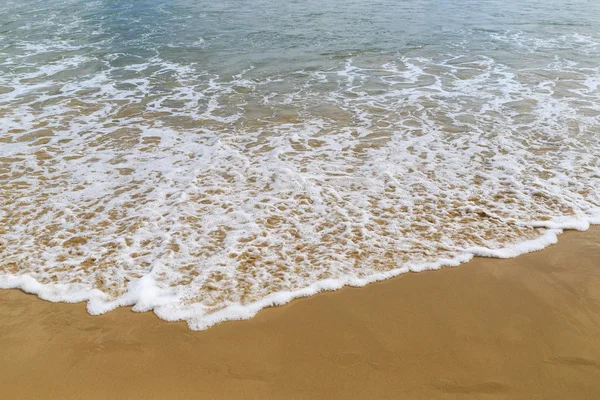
(1, 227), (600, 399)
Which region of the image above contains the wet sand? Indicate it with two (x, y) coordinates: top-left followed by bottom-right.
(2, 227), (600, 400)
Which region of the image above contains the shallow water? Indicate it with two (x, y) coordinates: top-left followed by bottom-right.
(1, 0), (599, 329)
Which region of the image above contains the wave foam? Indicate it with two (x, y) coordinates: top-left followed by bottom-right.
(2, 24), (600, 329)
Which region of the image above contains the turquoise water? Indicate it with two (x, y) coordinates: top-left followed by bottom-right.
(1, 0), (599, 329)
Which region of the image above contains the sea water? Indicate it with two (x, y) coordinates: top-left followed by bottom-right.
(1, 0), (599, 329)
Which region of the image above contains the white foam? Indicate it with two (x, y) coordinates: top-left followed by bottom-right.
(2, 27), (600, 330)
(2, 217), (597, 330)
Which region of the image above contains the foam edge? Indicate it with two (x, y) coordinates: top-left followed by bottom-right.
(1, 216), (598, 331)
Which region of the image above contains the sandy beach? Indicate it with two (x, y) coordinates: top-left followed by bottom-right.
(1, 227), (599, 399)
(3, 1), (600, 399)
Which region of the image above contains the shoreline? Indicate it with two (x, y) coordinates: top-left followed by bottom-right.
(1, 224), (588, 331)
(2, 227), (600, 399)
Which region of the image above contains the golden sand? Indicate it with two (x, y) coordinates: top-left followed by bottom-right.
(1, 227), (600, 399)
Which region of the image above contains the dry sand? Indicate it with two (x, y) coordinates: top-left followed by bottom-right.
(1, 227), (600, 399)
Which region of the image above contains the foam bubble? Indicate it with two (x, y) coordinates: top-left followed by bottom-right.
(1, 24), (600, 329)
